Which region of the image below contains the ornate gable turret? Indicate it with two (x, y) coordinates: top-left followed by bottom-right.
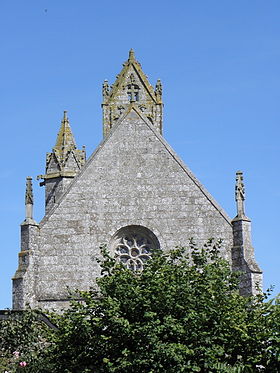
(38, 111), (86, 213)
(47, 110), (85, 175)
(102, 49), (163, 137)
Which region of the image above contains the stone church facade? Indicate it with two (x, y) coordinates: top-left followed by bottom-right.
(13, 50), (262, 311)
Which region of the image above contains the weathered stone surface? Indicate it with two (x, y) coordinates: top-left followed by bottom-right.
(12, 52), (262, 311)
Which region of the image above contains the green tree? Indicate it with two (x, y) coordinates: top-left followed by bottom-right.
(43, 240), (280, 372)
(1, 240), (280, 372)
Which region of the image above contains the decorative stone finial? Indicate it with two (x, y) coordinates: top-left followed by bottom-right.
(232, 171), (262, 294)
(155, 79), (162, 96)
(25, 176), (33, 206)
(128, 48), (135, 61)
(102, 79), (110, 98)
(235, 171), (245, 218)
(25, 176), (34, 220)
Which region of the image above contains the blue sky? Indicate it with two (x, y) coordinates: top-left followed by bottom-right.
(0, 1), (279, 308)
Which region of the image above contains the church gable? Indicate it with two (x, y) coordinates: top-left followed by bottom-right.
(32, 105), (234, 307)
(35, 106), (233, 298)
(12, 51), (262, 310)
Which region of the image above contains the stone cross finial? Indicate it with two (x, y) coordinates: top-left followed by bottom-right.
(235, 171), (245, 217)
(25, 176), (34, 220)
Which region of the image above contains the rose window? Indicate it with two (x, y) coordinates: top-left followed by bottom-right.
(115, 234), (153, 271)
(113, 226), (160, 271)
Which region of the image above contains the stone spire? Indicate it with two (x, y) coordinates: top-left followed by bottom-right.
(232, 171), (262, 295)
(102, 49), (163, 137)
(53, 111), (77, 162)
(37, 111), (86, 213)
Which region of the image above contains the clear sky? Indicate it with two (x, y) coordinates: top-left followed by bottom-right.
(1, 1), (279, 309)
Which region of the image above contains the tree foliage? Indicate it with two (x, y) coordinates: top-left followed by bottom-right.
(1, 240), (280, 372)
(0, 309), (50, 372)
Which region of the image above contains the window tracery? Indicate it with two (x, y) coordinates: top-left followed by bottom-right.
(112, 226), (160, 271)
